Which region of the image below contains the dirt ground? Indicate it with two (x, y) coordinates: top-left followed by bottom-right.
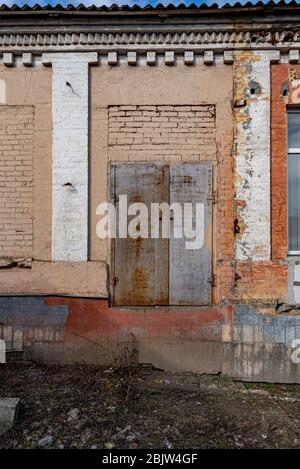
(1, 362), (300, 449)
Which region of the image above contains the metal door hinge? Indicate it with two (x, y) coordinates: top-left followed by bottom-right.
(207, 191), (217, 204)
(208, 275), (216, 287)
(113, 277), (119, 286)
(112, 194), (118, 204)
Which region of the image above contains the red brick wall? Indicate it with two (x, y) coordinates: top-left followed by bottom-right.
(233, 64), (292, 304)
(235, 261), (287, 302)
(271, 64), (290, 260)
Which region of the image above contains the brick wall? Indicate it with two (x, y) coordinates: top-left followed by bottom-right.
(0, 105), (34, 258)
(235, 261), (287, 303)
(108, 105), (216, 161)
(271, 64), (292, 260)
(234, 51), (271, 261)
(108, 104), (233, 305)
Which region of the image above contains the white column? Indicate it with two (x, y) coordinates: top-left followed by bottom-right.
(234, 51), (278, 261)
(43, 52), (97, 261)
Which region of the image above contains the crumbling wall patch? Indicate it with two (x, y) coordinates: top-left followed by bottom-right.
(234, 51), (271, 261)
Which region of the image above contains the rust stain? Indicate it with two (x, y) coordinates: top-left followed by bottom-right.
(134, 235), (143, 258)
(171, 175), (193, 184)
(182, 175), (193, 184)
(131, 195), (143, 203)
(131, 267), (149, 304)
(132, 267), (148, 289)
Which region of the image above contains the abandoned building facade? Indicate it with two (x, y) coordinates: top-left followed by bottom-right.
(2, 0), (300, 382)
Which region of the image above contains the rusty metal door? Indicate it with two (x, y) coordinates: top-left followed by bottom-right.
(112, 163), (169, 306)
(169, 163), (212, 305)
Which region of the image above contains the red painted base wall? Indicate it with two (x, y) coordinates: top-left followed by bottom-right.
(43, 298), (232, 372)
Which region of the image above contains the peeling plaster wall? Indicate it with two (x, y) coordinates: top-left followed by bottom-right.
(2, 3), (300, 381)
(0, 60), (236, 375)
(0, 63), (107, 297)
(0, 59), (233, 300)
(1, 49), (299, 381)
(234, 51), (272, 261)
(233, 55), (290, 307)
(90, 62), (234, 305)
(0, 65), (52, 261)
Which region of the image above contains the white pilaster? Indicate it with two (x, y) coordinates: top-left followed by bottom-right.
(43, 52), (97, 261)
(234, 51), (278, 261)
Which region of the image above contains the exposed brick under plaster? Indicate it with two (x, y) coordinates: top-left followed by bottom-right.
(0, 105), (34, 258)
(234, 51), (271, 261)
(232, 54), (289, 306)
(0, 59), (299, 381)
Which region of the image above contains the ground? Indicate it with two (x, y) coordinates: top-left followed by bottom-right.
(1, 362), (300, 449)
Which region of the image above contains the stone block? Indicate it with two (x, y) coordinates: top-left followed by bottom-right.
(146, 51), (156, 65)
(184, 51), (194, 65)
(0, 398), (20, 435)
(223, 50), (234, 64)
(204, 50), (214, 65)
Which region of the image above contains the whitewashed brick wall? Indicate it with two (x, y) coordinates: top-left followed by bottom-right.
(44, 52), (97, 261)
(234, 51), (274, 261)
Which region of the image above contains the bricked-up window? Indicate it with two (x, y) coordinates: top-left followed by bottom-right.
(108, 105), (216, 162)
(0, 106), (34, 258)
(287, 110), (300, 254)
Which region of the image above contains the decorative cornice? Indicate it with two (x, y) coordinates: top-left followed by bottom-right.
(1, 29), (300, 66)
(0, 49), (284, 67)
(1, 30), (300, 51)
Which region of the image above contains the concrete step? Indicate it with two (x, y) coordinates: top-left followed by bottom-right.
(0, 398), (20, 435)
